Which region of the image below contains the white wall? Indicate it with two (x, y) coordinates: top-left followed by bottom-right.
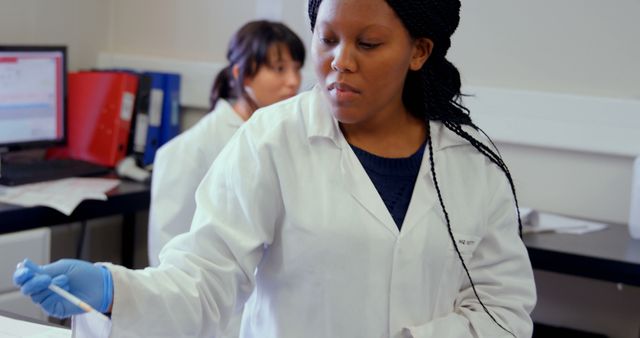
(449, 0), (640, 222)
(106, 0), (257, 63)
(450, 0), (640, 100)
(448, 0), (640, 223)
(0, 0), (111, 71)
(446, 0), (640, 225)
(502, 144), (634, 223)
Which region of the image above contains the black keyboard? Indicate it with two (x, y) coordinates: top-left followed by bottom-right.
(0, 159), (111, 186)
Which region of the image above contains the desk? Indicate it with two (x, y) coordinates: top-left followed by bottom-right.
(0, 309), (68, 330)
(2, 182), (638, 285)
(524, 224), (640, 286)
(0, 179), (150, 268)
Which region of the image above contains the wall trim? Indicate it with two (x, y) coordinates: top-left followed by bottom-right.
(464, 86), (640, 157)
(97, 52), (223, 109)
(97, 52), (640, 157)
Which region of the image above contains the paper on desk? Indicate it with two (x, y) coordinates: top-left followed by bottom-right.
(0, 178), (120, 216)
(71, 310), (112, 338)
(519, 208), (608, 234)
(519, 207), (539, 227)
(0, 314), (71, 337)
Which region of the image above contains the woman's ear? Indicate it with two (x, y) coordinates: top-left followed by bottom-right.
(409, 38), (434, 71)
(235, 64), (256, 87)
(232, 64), (241, 80)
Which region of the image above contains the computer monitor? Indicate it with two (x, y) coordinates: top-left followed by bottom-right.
(0, 45), (67, 151)
(0, 46), (113, 186)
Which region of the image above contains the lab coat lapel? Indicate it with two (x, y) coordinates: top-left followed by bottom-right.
(307, 85), (429, 237)
(339, 144), (400, 237)
(401, 122), (469, 234)
(400, 153), (438, 235)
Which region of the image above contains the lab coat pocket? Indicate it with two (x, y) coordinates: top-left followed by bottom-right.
(433, 232), (481, 315)
(448, 232), (481, 260)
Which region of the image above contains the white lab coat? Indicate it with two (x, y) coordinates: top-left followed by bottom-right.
(148, 99), (243, 267)
(75, 86), (536, 338)
(146, 99), (243, 338)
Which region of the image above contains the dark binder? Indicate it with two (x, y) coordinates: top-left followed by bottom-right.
(140, 72), (164, 165)
(128, 73), (152, 166)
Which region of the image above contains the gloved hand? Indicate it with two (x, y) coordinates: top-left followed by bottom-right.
(13, 258), (113, 319)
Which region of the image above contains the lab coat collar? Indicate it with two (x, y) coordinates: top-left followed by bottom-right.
(305, 85), (474, 153)
(215, 99), (244, 128)
(305, 86), (442, 237)
(306, 86), (343, 148)
(304, 86), (478, 235)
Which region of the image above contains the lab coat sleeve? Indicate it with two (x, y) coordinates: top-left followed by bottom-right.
(148, 142), (203, 267)
(73, 126), (283, 337)
(71, 310), (112, 337)
(404, 167), (537, 338)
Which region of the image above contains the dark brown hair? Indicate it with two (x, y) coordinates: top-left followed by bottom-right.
(210, 20), (306, 111)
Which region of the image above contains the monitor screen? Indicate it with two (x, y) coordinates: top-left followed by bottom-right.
(0, 46), (66, 150)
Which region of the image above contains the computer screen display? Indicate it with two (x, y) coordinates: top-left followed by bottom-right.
(0, 46), (66, 150)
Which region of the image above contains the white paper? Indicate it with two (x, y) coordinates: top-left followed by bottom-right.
(148, 89), (163, 126)
(0, 314), (71, 337)
(0, 178), (120, 215)
(520, 209), (608, 235)
(71, 311), (112, 338)
(518, 207), (539, 227)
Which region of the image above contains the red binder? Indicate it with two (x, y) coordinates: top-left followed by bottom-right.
(48, 71), (139, 167)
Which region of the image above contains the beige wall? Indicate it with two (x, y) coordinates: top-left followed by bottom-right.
(448, 0), (640, 225)
(444, 4), (640, 336)
(107, 0), (312, 63)
(107, 0), (258, 62)
(450, 0), (640, 100)
(0, 0), (110, 71)
(501, 143), (635, 224)
(276, 0), (640, 101)
(3, 0), (638, 99)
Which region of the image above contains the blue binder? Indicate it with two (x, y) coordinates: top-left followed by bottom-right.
(137, 72), (181, 165)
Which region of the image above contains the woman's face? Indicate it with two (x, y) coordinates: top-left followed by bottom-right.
(312, 0), (430, 125)
(244, 44), (302, 108)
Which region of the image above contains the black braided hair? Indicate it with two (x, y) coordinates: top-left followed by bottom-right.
(309, 1), (523, 336)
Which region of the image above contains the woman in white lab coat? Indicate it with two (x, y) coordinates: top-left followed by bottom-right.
(147, 20), (304, 338)
(14, 1), (537, 337)
(148, 20), (306, 267)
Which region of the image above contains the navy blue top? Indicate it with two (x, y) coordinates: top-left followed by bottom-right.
(350, 142), (426, 230)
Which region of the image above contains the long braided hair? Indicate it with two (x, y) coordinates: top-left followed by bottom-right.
(309, 1), (522, 336)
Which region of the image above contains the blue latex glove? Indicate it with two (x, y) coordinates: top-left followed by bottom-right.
(13, 258), (113, 319)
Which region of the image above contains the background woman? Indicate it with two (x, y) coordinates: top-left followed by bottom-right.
(147, 20), (304, 338)
(148, 20), (305, 267)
